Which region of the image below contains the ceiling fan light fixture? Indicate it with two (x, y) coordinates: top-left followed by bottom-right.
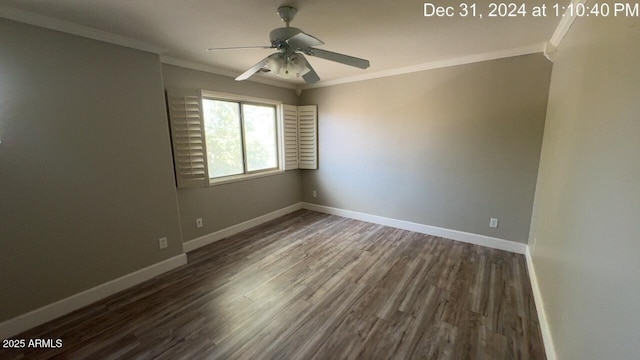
(266, 54), (283, 74)
(267, 53), (310, 79)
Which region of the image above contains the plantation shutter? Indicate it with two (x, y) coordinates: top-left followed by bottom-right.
(283, 105), (299, 170)
(298, 105), (318, 169)
(166, 88), (209, 188)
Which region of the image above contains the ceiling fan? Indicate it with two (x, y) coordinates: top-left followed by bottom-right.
(205, 6), (370, 84)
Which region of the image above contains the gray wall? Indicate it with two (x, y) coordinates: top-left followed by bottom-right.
(161, 65), (301, 242)
(299, 54), (551, 243)
(528, 16), (640, 359)
(0, 20), (183, 322)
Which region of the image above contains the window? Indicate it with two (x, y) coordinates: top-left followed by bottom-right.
(166, 88), (317, 189)
(202, 99), (278, 180)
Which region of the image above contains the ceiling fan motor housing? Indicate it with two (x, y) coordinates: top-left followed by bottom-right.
(270, 27), (302, 50)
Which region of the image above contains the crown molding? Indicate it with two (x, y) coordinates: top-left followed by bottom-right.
(160, 56), (298, 90)
(0, 5), (167, 54)
(1, 3), (558, 92)
(549, 0), (586, 48)
(543, 42), (558, 62)
(300, 43), (546, 90)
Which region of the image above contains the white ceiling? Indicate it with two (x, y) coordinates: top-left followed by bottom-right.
(0, 0), (562, 87)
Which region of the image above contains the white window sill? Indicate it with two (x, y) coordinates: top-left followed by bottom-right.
(208, 169), (285, 186)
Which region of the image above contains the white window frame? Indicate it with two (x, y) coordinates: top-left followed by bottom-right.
(201, 91), (285, 186)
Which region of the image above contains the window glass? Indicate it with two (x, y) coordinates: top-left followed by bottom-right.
(203, 99), (244, 178)
(202, 98), (279, 180)
(243, 104), (277, 172)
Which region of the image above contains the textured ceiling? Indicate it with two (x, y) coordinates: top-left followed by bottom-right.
(0, 0), (562, 86)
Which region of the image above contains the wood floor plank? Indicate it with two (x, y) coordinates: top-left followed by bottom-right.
(0, 210), (546, 360)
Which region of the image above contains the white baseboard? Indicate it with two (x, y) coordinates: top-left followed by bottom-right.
(526, 247), (557, 360)
(301, 202), (527, 254)
(183, 203), (303, 252)
(0, 204), (533, 341)
(0, 254), (187, 340)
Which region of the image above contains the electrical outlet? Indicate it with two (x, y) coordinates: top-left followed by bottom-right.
(158, 237), (168, 249)
(196, 218), (203, 228)
(489, 218), (499, 228)
(312, 190), (317, 198)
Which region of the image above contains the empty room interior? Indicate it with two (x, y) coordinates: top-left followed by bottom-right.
(0, 0), (638, 359)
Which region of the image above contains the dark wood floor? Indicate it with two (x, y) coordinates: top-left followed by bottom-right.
(0, 210), (545, 359)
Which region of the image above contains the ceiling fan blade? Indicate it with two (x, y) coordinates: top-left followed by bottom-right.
(287, 32), (324, 49)
(206, 46), (273, 51)
(298, 54), (320, 84)
(303, 69), (320, 84)
(235, 57), (270, 81)
(303, 48), (370, 69)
